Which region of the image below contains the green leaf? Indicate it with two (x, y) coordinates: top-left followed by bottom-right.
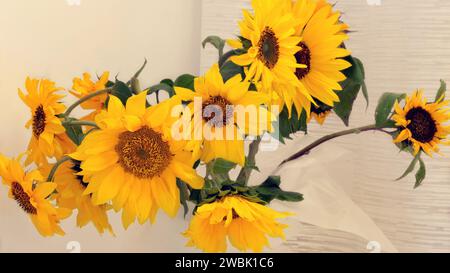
(254, 176), (303, 203)
(149, 83), (175, 97)
(244, 161), (260, 172)
(63, 118), (84, 145)
(261, 176), (281, 187)
(161, 79), (174, 87)
(174, 74), (195, 91)
(396, 154), (420, 181)
(210, 158), (237, 175)
(375, 92), (406, 128)
(334, 83), (361, 126)
(202, 36), (226, 59)
(273, 106), (307, 144)
(111, 81), (133, 105)
(176, 179), (190, 217)
(414, 157), (426, 189)
(220, 61), (244, 82)
(435, 80), (446, 102)
(275, 191), (304, 202)
(334, 55), (367, 126)
(353, 57), (369, 108)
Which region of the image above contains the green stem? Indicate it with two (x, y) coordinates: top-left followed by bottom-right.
(64, 88), (112, 118)
(47, 156), (72, 182)
(236, 137), (262, 185)
(206, 160), (229, 187)
(219, 49), (241, 68)
(126, 59), (148, 87)
(279, 124), (391, 166)
(63, 120), (99, 129)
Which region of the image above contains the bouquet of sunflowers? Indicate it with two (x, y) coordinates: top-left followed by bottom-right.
(1, 0), (449, 253)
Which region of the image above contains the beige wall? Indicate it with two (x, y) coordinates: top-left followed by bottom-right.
(1, 0), (450, 253)
(0, 0), (201, 253)
(201, 0), (450, 252)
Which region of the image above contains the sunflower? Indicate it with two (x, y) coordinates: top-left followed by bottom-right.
(49, 160), (114, 235)
(174, 64), (271, 166)
(70, 91), (204, 228)
(19, 78), (71, 167)
(228, 0), (306, 114)
(287, 0), (352, 116)
(0, 154), (71, 237)
(183, 195), (290, 253)
(71, 72), (110, 121)
(392, 90), (450, 156)
(308, 100), (333, 125)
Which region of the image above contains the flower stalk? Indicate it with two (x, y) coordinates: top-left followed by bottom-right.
(237, 136), (262, 185)
(62, 120), (99, 129)
(279, 124), (392, 166)
(64, 88), (112, 118)
(47, 155), (72, 182)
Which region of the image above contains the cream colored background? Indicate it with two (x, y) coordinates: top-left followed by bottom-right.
(0, 0), (449, 253)
(200, 0), (450, 252)
(0, 0), (202, 253)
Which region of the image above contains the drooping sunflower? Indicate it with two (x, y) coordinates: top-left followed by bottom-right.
(174, 64), (271, 166)
(392, 90), (450, 156)
(71, 72), (110, 121)
(0, 154), (71, 237)
(229, 0), (306, 113)
(287, 0), (352, 116)
(48, 160), (114, 235)
(19, 78), (73, 167)
(308, 100), (333, 125)
(184, 195), (290, 253)
(70, 91), (204, 228)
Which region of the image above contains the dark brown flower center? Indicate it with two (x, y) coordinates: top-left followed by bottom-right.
(116, 126), (172, 179)
(405, 107), (437, 143)
(32, 105), (46, 138)
(257, 27), (280, 69)
(202, 96), (234, 128)
(295, 42), (311, 80)
(11, 182), (37, 215)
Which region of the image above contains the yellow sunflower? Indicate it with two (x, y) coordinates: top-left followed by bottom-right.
(174, 64), (271, 166)
(184, 195), (290, 253)
(307, 101), (333, 125)
(392, 90), (450, 156)
(70, 91), (204, 228)
(71, 72), (110, 121)
(0, 154), (71, 237)
(287, 0), (352, 116)
(228, 0), (305, 113)
(19, 78), (71, 167)
(48, 160), (114, 235)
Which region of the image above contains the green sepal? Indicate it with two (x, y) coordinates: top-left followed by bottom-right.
(375, 92), (406, 128)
